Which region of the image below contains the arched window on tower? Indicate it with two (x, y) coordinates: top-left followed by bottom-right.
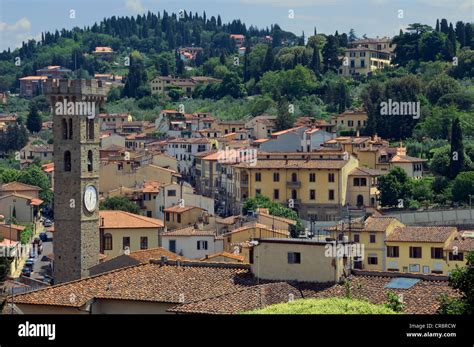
(87, 150), (93, 172)
(64, 151), (71, 172)
(68, 118), (73, 139)
(62, 119), (68, 140)
(87, 118), (94, 140)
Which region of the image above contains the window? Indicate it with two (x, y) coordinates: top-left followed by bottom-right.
(309, 189), (315, 200)
(197, 240), (208, 250)
(68, 118), (73, 139)
(169, 240), (176, 253)
(449, 252), (464, 261)
(288, 252), (301, 264)
(291, 173), (298, 182)
(353, 234), (360, 243)
(368, 256), (378, 265)
(165, 212), (170, 222)
(354, 178), (360, 186)
(409, 264), (420, 272)
(360, 178), (367, 186)
(123, 237), (130, 249)
(140, 237), (148, 250)
(104, 233), (112, 250)
(62, 119), (68, 140)
(409, 247), (422, 258)
(177, 214), (181, 223)
(167, 190), (176, 197)
(431, 247), (444, 259)
(309, 173), (316, 182)
(369, 234), (376, 243)
(328, 189), (335, 201)
(274, 189), (279, 199)
(87, 118), (94, 140)
(328, 173), (335, 182)
(273, 172), (280, 182)
(387, 246), (399, 258)
(348, 120), (354, 127)
(146, 211), (152, 217)
(291, 190), (297, 200)
(256, 189), (261, 195)
(255, 172), (261, 182)
(64, 151), (71, 172)
(87, 150), (93, 172)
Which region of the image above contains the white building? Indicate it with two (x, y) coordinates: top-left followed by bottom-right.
(161, 226), (223, 259)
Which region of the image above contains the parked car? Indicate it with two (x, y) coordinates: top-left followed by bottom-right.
(24, 259), (35, 268)
(43, 219), (53, 227)
(39, 232), (48, 242)
(33, 238), (43, 254)
(21, 267), (31, 277)
(42, 275), (54, 285)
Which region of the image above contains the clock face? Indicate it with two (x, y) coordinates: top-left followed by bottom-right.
(84, 185), (97, 212)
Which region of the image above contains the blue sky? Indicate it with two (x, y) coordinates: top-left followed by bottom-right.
(0, 0), (472, 51)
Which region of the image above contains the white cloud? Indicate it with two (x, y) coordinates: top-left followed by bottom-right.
(0, 17), (31, 32)
(125, 0), (146, 13)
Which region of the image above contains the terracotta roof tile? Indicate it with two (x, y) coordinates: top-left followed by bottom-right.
(162, 226), (216, 237)
(387, 226), (457, 243)
(100, 210), (164, 229)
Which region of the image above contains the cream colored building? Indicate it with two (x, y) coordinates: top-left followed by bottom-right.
(99, 210), (164, 259)
(99, 162), (179, 195)
(251, 238), (345, 283)
(331, 110), (368, 132)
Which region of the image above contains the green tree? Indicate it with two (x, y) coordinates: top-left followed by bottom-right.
(322, 35), (340, 72)
(0, 124), (28, 153)
(449, 117), (466, 179)
(123, 51), (147, 98)
(261, 45), (274, 73)
(377, 167), (411, 207)
(275, 99), (295, 131)
(385, 292), (404, 313)
(426, 74), (461, 105)
(100, 196), (140, 214)
(438, 251), (474, 314)
(451, 171), (474, 203)
(310, 45), (321, 76)
(26, 104), (42, 133)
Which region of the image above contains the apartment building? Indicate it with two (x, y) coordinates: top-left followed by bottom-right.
(231, 154), (359, 220)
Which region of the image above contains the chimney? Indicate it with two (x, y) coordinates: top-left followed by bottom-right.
(160, 256), (168, 265)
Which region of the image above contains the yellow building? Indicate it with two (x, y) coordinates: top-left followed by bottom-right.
(331, 110), (368, 132)
(385, 226), (468, 275)
(339, 38), (394, 77)
(232, 155), (359, 220)
(163, 205), (206, 230)
(347, 167), (384, 208)
(99, 210), (165, 259)
(330, 216), (404, 272)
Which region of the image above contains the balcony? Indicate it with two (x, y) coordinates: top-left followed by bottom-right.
(286, 181), (301, 188)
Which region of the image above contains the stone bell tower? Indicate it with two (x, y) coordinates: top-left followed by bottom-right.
(44, 79), (107, 284)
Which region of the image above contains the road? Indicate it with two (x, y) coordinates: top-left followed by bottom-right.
(30, 231), (53, 282)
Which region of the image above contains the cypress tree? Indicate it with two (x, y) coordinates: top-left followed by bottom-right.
(449, 117), (465, 179)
